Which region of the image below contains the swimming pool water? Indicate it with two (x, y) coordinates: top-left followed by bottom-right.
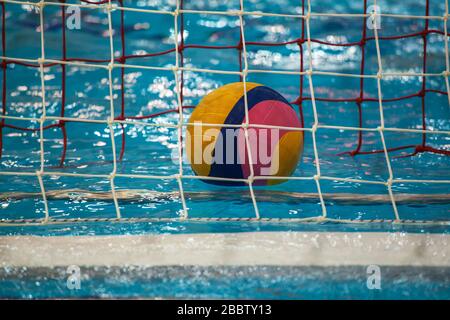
(0, 0), (449, 299)
(1, 265), (449, 299)
(1, 0), (448, 235)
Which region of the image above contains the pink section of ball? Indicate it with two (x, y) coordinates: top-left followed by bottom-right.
(237, 100), (301, 185)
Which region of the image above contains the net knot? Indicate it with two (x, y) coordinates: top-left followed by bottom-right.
(297, 38), (305, 45)
(115, 115), (125, 121)
(418, 90), (426, 98)
(421, 30), (428, 39)
(294, 96), (303, 105)
(116, 56), (126, 64)
(415, 145), (426, 153)
(58, 120), (65, 127)
(355, 97), (363, 104)
(229, 10), (243, 17)
(359, 39), (366, 47)
(387, 178), (393, 187)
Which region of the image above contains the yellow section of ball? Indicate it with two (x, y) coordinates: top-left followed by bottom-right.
(266, 131), (304, 186)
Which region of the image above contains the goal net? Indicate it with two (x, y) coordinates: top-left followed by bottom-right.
(0, 0), (449, 227)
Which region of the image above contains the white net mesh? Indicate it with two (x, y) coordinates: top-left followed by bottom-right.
(0, 0), (449, 226)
